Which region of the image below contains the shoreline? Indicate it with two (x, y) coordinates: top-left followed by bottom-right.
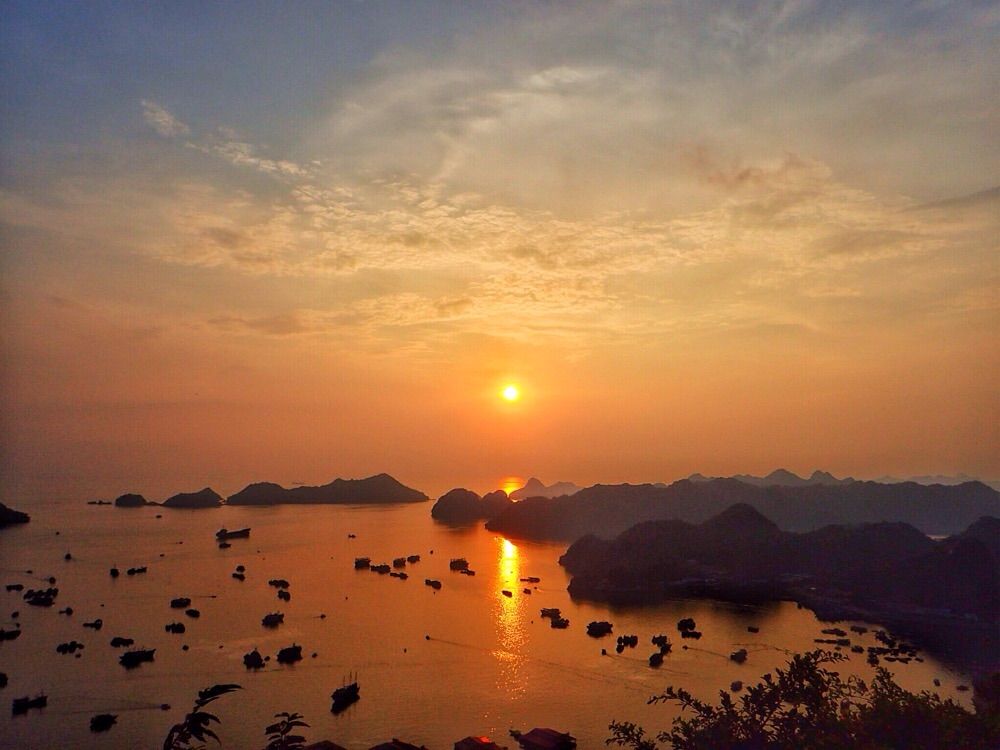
(567, 577), (998, 677)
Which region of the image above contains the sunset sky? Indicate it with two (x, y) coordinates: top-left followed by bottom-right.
(2, 1), (997, 501)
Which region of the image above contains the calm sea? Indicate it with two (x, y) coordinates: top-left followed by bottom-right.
(0, 499), (973, 749)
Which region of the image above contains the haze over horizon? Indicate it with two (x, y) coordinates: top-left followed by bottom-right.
(2, 1), (998, 503)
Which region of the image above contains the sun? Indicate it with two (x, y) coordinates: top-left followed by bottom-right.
(502, 384), (520, 402)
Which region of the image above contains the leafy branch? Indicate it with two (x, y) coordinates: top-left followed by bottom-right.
(162, 684), (242, 750)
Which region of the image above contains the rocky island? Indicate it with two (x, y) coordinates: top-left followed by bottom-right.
(227, 473), (427, 505)
(486, 475), (1000, 540)
(113, 493), (149, 507)
(0, 502), (30, 527)
(431, 487), (512, 523)
(162, 487), (224, 509)
(560, 504), (1000, 668)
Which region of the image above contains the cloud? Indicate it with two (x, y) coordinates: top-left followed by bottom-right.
(3, 3), (995, 358)
(208, 312), (315, 336)
(141, 100), (190, 137)
(188, 138), (309, 177)
(315, 1), (997, 212)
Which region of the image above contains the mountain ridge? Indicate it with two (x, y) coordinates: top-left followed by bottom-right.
(486, 476), (1000, 540)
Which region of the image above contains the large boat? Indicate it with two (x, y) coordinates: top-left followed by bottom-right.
(215, 527), (251, 540)
(119, 648), (155, 669)
(12, 694), (47, 715)
(331, 675), (360, 714)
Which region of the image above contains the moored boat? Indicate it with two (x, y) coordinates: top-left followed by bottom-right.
(331, 676), (360, 713)
(215, 527), (251, 540)
(12, 694), (47, 715)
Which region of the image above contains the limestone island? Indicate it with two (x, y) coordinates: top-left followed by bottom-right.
(509, 477), (581, 501)
(162, 487), (224, 509)
(114, 493), (149, 508)
(227, 473), (427, 505)
(560, 504), (1000, 669)
(431, 488), (512, 524)
(486, 474), (1000, 541)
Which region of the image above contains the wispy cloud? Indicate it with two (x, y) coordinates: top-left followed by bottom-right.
(141, 100), (190, 137)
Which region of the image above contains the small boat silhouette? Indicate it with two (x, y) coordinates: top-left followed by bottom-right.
(331, 673), (360, 714)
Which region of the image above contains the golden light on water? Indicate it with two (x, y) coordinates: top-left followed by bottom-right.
(492, 536), (526, 697)
(501, 537), (518, 561)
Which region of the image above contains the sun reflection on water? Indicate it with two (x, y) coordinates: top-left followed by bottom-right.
(492, 536), (527, 698)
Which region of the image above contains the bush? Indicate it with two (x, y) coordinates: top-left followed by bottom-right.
(607, 650), (998, 750)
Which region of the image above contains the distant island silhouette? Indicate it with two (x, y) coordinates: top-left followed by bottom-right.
(114, 493), (149, 507)
(509, 478), (581, 500)
(688, 468), (855, 487)
(162, 487), (224, 509)
(227, 473), (427, 505)
(486, 475), (1000, 539)
(105, 474), (428, 508)
(431, 487), (512, 523)
(0, 502), (30, 527)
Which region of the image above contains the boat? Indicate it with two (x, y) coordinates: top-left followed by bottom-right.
(331, 675), (360, 713)
(12, 694), (47, 715)
(586, 621), (613, 638)
(215, 527), (250, 540)
(243, 649), (265, 670)
(261, 612), (284, 628)
(424, 578), (442, 590)
(119, 648), (155, 668)
(90, 713), (117, 732)
(0, 628), (21, 641)
(354, 557), (371, 569)
(277, 644), (303, 664)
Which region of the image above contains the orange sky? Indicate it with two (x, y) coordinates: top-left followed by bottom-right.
(2, 3), (998, 502)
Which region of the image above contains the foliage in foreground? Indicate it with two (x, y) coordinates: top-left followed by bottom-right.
(264, 711), (310, 750)
(163, 684), (242, 750)
(163, 685), (312, 750)
(607, 650), (999, 750)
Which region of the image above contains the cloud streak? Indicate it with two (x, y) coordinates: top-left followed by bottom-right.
(141, 100), (190, 137)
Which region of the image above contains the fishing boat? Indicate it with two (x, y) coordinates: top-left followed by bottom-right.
(215, 527), (251, 540)
(331, 674), (360, 714)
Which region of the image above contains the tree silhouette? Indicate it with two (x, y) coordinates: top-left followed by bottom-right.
(608, 651), (997, 750)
